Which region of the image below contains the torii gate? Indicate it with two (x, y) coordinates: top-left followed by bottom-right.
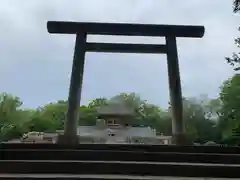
(47, 21), (205, 145)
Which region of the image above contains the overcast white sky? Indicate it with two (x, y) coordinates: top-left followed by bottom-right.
(0, 0), (238, 109)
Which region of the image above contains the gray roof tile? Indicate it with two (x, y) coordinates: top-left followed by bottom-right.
(96, 102), (134, 115)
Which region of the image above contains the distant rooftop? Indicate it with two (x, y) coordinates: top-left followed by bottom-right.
(96, 101), (134, 116)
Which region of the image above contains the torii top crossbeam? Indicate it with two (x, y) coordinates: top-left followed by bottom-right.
(47, 21), (204, 38)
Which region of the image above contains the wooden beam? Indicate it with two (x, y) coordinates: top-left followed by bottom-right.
(86, 43), (167, 54)
(47, 21), (205, 38)
(166, 35), (184, 145)
(59, 32), (87, 145)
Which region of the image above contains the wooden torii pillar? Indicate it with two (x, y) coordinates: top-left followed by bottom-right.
(47, 21), (204, 145)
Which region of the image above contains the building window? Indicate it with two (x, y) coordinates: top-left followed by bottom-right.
(107, 119), (116, 125)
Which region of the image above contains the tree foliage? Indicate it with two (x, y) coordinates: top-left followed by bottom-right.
(226, 0), (240, 71)
(218, 74), (240, 144)
(233, 0), (240, 13)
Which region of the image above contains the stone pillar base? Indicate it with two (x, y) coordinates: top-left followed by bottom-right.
(172, 134), (191, 145)
(57, 134), (80, 145)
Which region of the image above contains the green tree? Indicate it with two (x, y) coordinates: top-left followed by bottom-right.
(226, 0), (240, 71)
(233, 0), (240, 12)
(0, 93), (30, 140)
(88, 98), (108, 108)
(79, 105), (97, 126)
(218, 74), (240, 143)
(26, 101), (68, 132)
(0, 93), (23, 125)
(181, 97), (219, 143)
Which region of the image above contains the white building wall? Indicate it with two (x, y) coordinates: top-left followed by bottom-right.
(77, 126), (170, 144)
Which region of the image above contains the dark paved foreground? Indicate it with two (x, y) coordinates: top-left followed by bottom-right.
(2, 144), (240, 178)
(0, 174), (235, 179)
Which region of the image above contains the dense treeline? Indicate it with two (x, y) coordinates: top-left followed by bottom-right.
(0, 74), (239, 145)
